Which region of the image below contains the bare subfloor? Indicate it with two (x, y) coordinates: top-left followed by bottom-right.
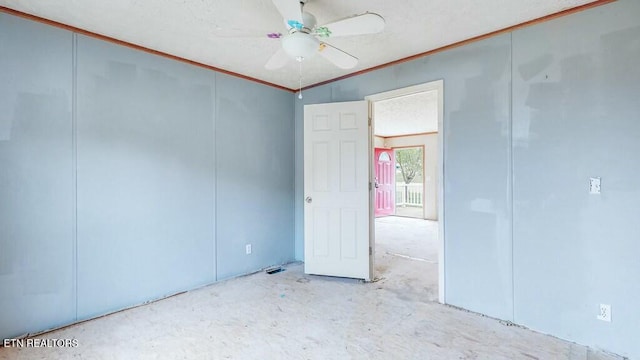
(0, 217), (621, 360)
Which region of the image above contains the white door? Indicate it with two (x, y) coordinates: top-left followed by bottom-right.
(304, 101), (371, 280)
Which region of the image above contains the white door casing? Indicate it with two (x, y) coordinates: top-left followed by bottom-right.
(304, 101), (370, 280)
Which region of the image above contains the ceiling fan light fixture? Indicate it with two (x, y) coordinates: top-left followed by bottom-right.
(282, 32), (319, 60)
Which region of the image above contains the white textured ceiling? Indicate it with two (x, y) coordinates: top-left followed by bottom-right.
(0, 0), (600, 90)
(374, 91), (438, 137)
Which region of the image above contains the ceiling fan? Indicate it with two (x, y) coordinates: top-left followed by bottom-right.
(264, 0), (385, 70)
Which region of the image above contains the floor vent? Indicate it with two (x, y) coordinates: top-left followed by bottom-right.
(266, 267), (285, 274)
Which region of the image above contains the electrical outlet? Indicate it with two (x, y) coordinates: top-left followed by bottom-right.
(589, 177), (601, 194)
(597, 304), (611, 322)
(245, 244), (252, 255)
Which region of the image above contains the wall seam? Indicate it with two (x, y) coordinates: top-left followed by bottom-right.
(213, 73), (218, 282)
(72, 32), (79, 321)
(509, 31), (516, 323)
(440, 81), (446, 305)
(291, 96), (296, 261)
(294, 98), (299, 261)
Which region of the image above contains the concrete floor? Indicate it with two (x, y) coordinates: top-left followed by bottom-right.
(0, 217), (622, 360)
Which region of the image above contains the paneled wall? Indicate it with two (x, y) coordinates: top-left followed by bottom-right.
(294, 1), (639, 357)
(75, 35), (218, 319)
(0, 13), (295, 338)
(0, 15), (75, 339)
(511, 1), (640, 354)
(215, 73), (295, 280)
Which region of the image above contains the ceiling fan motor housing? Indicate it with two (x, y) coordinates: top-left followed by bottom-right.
(300, 11), (317, 30)
(282, 11), (319, 60)
(284, 10), (317, 32)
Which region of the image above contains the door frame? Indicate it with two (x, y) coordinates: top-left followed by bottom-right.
(365, 80), (445, 304)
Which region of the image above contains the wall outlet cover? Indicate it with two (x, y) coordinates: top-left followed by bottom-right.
(597, 303), (611, 322)
(589, 177), (601, 194)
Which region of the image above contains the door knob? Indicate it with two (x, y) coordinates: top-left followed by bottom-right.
(305, 196), (312, 204)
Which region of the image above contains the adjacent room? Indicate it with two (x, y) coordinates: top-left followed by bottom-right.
(370, 84), (441, 302)
(1, 0), (638, 358)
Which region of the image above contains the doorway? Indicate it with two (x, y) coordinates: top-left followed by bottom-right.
(366, 81), (444, 303)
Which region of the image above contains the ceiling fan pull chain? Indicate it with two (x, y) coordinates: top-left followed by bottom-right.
(298, 60), (303, 99)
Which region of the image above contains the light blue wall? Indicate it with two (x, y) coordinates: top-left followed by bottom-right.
(0, 13), (295, 338)
(75, 36), (218, 319)
(0, 15), (75, 339)
(512, 1), (640, 357)
(215, 73), (295, 280)
(295, 1), (639, 358)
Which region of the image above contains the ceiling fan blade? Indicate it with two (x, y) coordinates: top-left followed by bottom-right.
(265, 48), (290, 70)
(212, 30), (283, 39)
(318, 13), (385, 37)
(271, 0), (303, 28)
(318, 42), (358, 69)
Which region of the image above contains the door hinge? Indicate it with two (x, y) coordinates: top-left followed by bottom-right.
(368, 116), (372, 126)
(369, 182), (372, 191)
(369, 247), (373, 255)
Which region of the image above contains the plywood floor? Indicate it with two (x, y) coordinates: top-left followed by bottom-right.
(0, 217), (621, 359)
